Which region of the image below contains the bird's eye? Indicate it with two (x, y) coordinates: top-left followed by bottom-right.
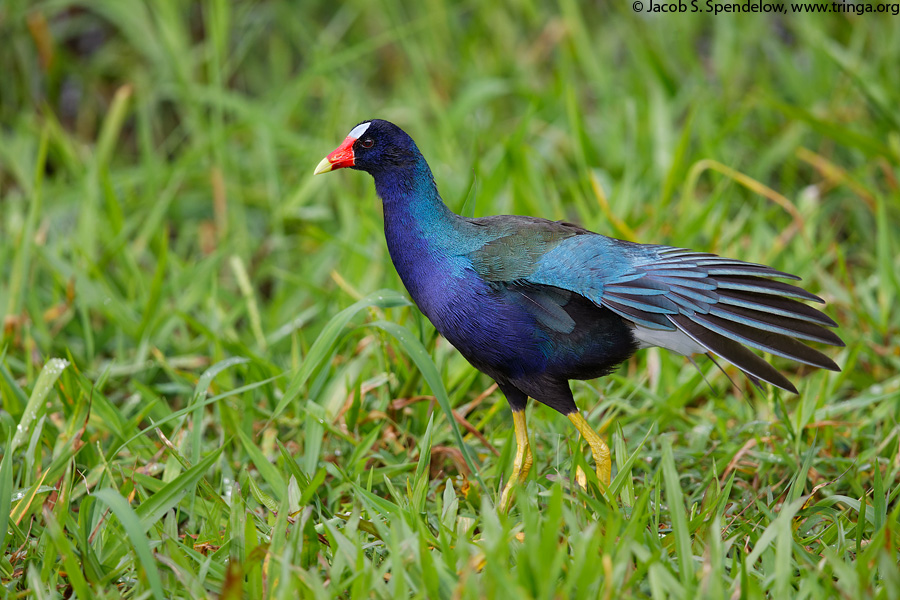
(361, 138), (374, 148)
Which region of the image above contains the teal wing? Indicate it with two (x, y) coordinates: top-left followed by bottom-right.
(466, 216), (587, 335)
(465, 216), (843, 392)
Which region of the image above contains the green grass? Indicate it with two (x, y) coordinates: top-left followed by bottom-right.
(2, 1), (899, 597)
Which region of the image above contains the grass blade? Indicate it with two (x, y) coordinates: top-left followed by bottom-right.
(11, 358), (68, 452)
(367, 320), (485, 490)
(93, 488), (165, 600)
(269, 290), (410, 425)
(661, 438), (694, 586)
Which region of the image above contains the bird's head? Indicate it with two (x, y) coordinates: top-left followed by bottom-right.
(314, 119), (421, 177)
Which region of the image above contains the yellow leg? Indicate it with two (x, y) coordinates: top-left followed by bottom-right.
(499, 410), (533, 511)
(568, 412), (611, 488)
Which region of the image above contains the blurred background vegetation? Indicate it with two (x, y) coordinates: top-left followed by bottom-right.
(1, 0), (898, 598)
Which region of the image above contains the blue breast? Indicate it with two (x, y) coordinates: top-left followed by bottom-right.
(384, 214), (550, 379)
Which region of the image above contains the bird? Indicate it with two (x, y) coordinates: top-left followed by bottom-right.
(314, 119), (843, 510)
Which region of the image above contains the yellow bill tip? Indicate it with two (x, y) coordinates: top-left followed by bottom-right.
(313, 157), (333, 175)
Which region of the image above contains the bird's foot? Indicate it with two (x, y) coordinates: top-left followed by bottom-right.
(499, 411), (533, 512)
(499, 480), (515, 513)
(575, 466), (587, 490)
(568, 412), (612, 490)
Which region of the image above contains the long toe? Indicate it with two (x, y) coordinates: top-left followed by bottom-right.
(568, 411), (612, 489)
(596, 455), (611, 488)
